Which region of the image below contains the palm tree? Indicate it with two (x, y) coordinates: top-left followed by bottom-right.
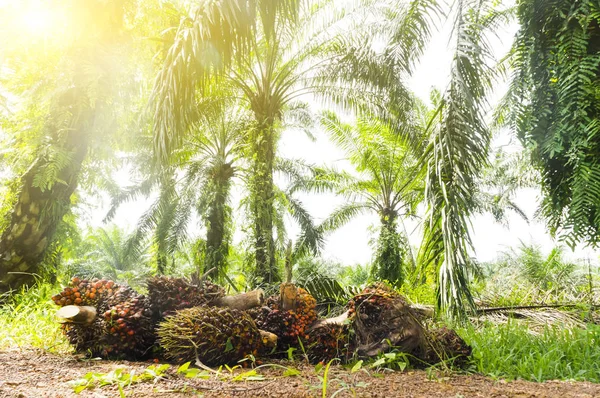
(150, 0), (413, 284)
(191, 107), (249, 279)
(111, 103), (324, 284)
(309, 112), (424, 287)
(107, 104), (249, 281)
(473, 148), (538, 226)
(74, 225), (152, 283)
(0, 0), (143, 293)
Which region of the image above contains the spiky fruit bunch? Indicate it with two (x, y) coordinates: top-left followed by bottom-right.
(53, 277), (155, 359)
(347, 282), (406, 328)
(347, 283), (427, 359)
(157, 306), (262, 366)
(304, 323), (351, 364)
(98, 286), (155, 358)
(252, 287), (317, 347)
(422, 327), (472, 367)
(147, 276), (225, 321)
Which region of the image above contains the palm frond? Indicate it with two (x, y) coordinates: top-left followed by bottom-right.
(418, 0), (500, 318)
(320, 202), (370, 233)
(150, 0), (301, 162)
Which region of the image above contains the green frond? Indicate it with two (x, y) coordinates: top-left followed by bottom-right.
(384, 0), (443, 75)
(150, 0), (301, 162)
(418, 0), (501, 318)
(320, 203), (370, 233)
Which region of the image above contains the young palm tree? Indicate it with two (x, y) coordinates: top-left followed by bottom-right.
(107, 105), (249, 281)
(74, 225), (152, 282)
(312, 113), (424, 287)
(150, 0), (413, 284)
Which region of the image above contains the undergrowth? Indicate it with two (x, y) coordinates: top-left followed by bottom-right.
(460, 321), (600, 383)
(0, 283), (71, 353)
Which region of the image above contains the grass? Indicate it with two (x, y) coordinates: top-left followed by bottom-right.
(460, 321), (600, 383)
(0, 283), (71, 353)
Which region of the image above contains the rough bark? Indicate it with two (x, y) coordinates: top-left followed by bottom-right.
(205, 163), (233, 281)
(0, 111), (89, 294)
(372, 211), (406, 287)
(249, 114), (279, 284)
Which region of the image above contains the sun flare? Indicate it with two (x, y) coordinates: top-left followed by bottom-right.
(21, 2), (57, 36)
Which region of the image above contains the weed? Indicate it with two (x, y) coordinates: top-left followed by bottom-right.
(459, 321), (600, 382)
(0, 283), (70, 353)
(69, 364), (170, 394)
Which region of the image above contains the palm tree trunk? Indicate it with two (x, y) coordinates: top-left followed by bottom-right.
(373, 212), (405, 287)
(249, 116), (279, 284)
(205, 163), (233, 281)
(0, 113), (89, 293)
(156, 253), (168, 275)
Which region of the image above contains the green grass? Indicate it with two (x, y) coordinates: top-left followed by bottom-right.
(460, 321), (600, 383)
(0, 283), (71, 353)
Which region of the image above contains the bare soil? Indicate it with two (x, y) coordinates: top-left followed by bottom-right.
(0, 350), (599, 398)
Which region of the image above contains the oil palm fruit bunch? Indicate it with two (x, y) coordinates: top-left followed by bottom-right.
(99, 286), (155, 358)
(346, 282), (406, 328)
(422, 327), (472, 366)
(157, 306), (262, 366)
(53, 277), (155, 359)
(347, 282), (427, 359)
(253, 286), (317, 347)
(304, 323), (352, 364)
(147, 276), (225, 321)
(51, 276), (116, 306)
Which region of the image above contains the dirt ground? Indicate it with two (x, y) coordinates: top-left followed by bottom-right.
(0, 350), (599, 398)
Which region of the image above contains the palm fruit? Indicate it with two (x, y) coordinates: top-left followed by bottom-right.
(157, 306), (262, 366)
(252, 286), (317, 348)
(53, 277), (155, 359)
(51, 276), (116, 307)
(304, 323), (352, 364)
(146, 276), (225, 321)
(422, 327), (472, 367)
(346, 282), (405, 328)
(347, 282), (427, 359)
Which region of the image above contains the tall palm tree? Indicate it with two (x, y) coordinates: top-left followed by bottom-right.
(191, 108), (249, 279)
(150, 0), (412, 284)
(0, 0), (143, 293)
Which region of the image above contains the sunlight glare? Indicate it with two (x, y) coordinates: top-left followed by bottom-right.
(22, 2), (56, 36)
